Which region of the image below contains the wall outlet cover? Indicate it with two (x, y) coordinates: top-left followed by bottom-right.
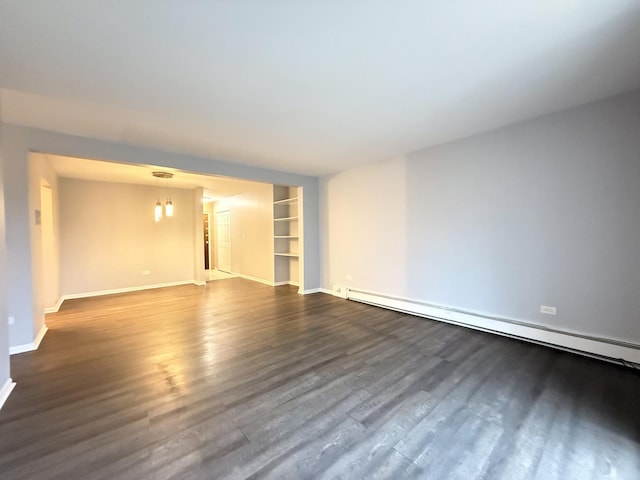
(540, 305), (557, 315)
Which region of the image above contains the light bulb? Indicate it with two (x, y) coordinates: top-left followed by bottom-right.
(165, 199), (173, 217)
(155, 199), (163, 222)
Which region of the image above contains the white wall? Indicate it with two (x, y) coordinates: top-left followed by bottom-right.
(0, 123), (11, 401)
(321, 157), (407, 295)
(28, 153), (60, 337)
(214, 182), (274, 283)
(59, 178), (197, 295)
(322, 89), (640, 345)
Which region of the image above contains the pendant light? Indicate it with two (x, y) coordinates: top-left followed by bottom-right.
(154, 199), (163, 222)
(152, 171), (174, 220)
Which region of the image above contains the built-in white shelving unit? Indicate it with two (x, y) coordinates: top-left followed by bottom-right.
(273, 185), (301, 287)
(273, 197), (298, 205)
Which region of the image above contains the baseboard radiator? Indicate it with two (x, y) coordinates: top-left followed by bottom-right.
(346, 288), (640, 365)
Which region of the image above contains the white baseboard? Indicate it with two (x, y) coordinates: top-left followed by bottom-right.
(299, 288), (322, 295)
(274, 281), (299, 288)
(10, 324), (49, 355)
(43, 281), (203, 316)
(237, 273), (299, 288)
(213, 272), (300, 289)
(44, 296), (65, 314)
(235, 273), (277, 286)
(61, 280), (200, 301)
(0, 378), (16, 411)
(347, 289), (640, 364)
(323, 286), (349, 299)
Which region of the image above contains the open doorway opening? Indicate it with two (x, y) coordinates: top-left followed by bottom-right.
(203, 212), (210, 270)
(30, 154), (306, 315)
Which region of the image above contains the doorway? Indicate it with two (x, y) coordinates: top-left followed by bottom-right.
(215, 210), (231, 273)
(203, 213), (210, 270)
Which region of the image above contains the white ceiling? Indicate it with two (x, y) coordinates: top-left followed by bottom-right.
(2, 1), (640, 176)
(41, 154), (265, 201)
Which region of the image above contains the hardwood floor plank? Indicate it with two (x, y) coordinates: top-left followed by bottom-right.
(317, 390), (437, 479)
(248, 416), (367, 480)
(204, 389), (371, 479)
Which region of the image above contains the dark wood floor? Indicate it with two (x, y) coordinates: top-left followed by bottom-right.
(1, 279), (639, 479)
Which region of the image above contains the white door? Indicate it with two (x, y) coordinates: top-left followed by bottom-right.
(216, 211), (231, 273)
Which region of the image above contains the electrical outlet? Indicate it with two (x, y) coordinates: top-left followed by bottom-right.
(345, 274), (352, 281)
(540, 305), (557, 315)
(8, 316), (15, 325)
(142, 270), (151, 275)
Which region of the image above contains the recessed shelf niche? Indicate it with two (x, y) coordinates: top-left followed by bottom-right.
(273, 185), (301, 287)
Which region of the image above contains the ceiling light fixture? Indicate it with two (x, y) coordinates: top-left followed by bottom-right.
(152, 171), (174, 221)
(155, 198), (163, 222)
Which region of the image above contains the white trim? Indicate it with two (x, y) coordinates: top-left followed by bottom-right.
(44, 296), (64, 314)
(274, 281), (299, 288)
(193, 281), (207, 286)
(298, 288), (322, 295)
(0, 378), (16, 411)
(33, 323), (48, 349)
(347, 289), (640, 364)
(234, 274), (300, 289)
(10, 324), (49, 355)
(235, 273), (277, 287)
(61, 280), (200, 300)
(319, 288), (334, 295)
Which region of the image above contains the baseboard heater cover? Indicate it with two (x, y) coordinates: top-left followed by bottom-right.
(346, 288), (640, 365)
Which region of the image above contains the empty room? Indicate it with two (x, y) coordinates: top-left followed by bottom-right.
(1, 1), (640, 479)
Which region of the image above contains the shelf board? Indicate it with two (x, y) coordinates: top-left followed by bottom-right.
(274, 236), (299, 239)
(273, 197), (298, 205)
(274, 216), (299, 222)
(274, 252), (299, 257)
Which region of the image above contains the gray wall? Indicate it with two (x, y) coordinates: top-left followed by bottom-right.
(322, 89), (640, 345)
(2, 126), (34, 346)
(1, 124), (320, 348)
